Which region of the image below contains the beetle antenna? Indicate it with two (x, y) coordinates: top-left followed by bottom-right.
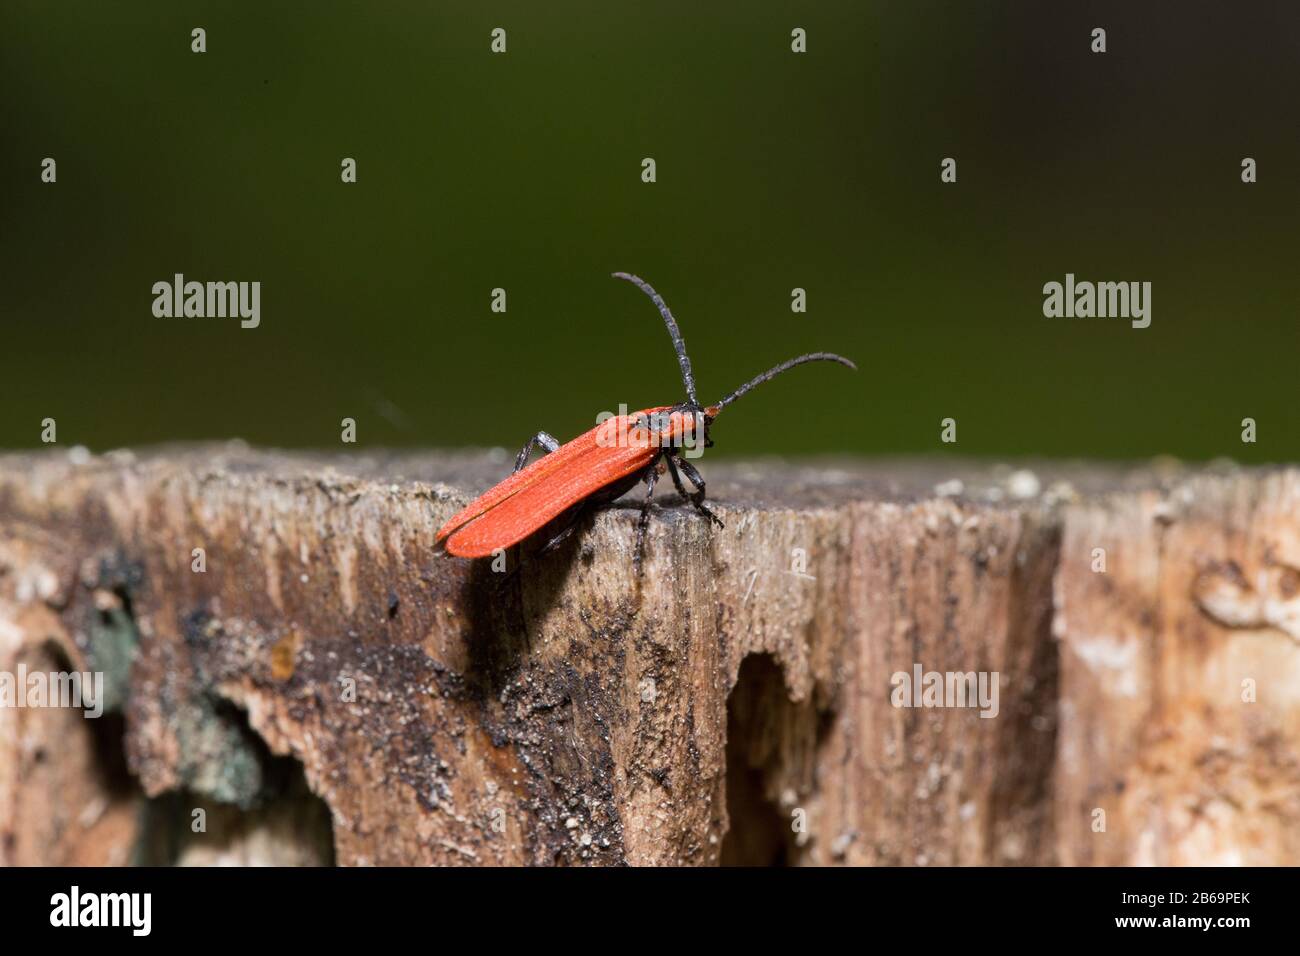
(612, 272), (699, 407)
(714, 352), (856, 410)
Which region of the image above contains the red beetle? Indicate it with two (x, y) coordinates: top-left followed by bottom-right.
(436, 273), (855, 568)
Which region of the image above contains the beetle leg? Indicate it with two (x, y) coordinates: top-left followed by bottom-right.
(665, 456), (690, 502)
(538, 505), (586, 555)
(514, 431), (560, 473)
(675, 458), (724, 529)
(633, 464), (660, 579)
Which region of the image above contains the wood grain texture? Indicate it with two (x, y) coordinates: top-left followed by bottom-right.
(1054, 471), (1300, 864)
(0, 447), (1295, 865)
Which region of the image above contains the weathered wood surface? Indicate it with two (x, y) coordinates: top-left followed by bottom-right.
(0, 447), (1296, 866)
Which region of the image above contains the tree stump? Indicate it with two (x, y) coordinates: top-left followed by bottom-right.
(0, 447), (1296, 865)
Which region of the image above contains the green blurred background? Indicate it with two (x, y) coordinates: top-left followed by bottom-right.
(2, 1), (1296, 460)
